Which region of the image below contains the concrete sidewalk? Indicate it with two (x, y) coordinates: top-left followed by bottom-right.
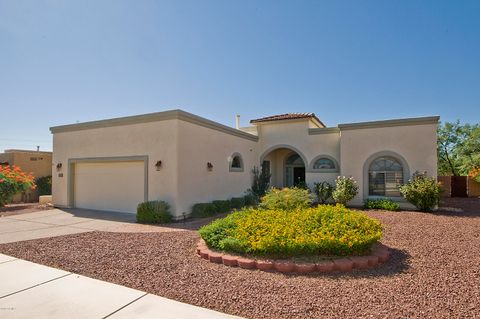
(0, 253), (242, 319)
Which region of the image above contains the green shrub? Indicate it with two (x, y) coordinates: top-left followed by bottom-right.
(198, 211), (243, 248)
(332, 176), (359, 205)
(191, 203), (217, 218)
(313, 181), (334, 204)
(243, 194), (257, 206)
(295, 180), (309, 190)
(230, 197), (246, 209)
(399, 172), (442, 212)
(136, 200), (172, 224)
(364, 198), (400, 211)
(199, 205), (382, 257)
(35, 176), (52, 196)
(212, 200), (231, 213)
(0, 165), (36, 206)
(259, 187), (312, 210)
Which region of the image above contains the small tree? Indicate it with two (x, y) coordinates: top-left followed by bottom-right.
(249, 162), (271, 200)
(399, 172), (442, 212)
(313, 181), (334, 204)
(332, 176), (358, 205)
(0, 165), (36, 206)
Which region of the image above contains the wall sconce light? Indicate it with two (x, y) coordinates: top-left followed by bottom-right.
(56, 163), (62, 170)
(155, 160), (162, 171)
(207, 162), (213, 171)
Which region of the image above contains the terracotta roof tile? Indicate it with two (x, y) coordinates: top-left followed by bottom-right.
(250, 113), (325, 127)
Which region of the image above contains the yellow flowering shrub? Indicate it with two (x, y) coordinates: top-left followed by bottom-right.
(199, 204), (382, 257)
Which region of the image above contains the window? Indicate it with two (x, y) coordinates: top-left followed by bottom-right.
(285, 154), (303, 165)
(229, 153), (244, 172)
(310, 155), (338, 172)
(368, 156), (403, 197)
(313, 158), (335, 170)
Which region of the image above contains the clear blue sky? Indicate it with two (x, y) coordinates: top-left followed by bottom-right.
(1, 0), (479, 152)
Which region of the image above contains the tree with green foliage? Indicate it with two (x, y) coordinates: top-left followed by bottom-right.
(437, 121), (480, 176)
(249, 161), (271, 200)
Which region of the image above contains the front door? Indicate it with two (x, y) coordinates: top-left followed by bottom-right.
(293, 167), (306, 187)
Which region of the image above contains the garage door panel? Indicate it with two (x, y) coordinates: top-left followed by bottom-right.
(74, 161), (144, 213)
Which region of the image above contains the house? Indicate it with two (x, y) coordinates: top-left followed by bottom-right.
(50, 110), (438, 217)
(0, 149), (53, 202)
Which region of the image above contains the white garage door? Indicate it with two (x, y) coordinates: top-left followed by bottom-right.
(74, 161), (145, 213)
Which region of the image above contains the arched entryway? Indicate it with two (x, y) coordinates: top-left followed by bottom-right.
(260, 145), (307, 188)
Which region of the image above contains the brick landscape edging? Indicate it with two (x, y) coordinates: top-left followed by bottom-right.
(196, 240), (390, 274)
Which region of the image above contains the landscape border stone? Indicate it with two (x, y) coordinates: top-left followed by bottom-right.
(196, 240), (390, 274)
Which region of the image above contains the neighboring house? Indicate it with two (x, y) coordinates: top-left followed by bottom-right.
(50, 110), (438, 217)
(0, 149), (53, 203)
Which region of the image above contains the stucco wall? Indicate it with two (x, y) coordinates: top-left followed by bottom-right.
(52, 120), (180, 212)
(340, 123), (438, 206)
(176, 120), (258, 215)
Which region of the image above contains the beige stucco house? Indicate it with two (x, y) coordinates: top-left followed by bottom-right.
(50, 110), (438, 217)
(0, 149), (53, 202)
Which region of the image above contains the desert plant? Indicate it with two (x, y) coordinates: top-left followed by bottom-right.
(0, 165), (36, 206)
(199, 204), (382, 257)
(136, 200), (172, 223)
(35, 175), (52, 196)
(332, 176), (359, 205)
(364, 198), (400, 211)
(191, 203), (217, 218)
(249, 162), (271, 200)
(399, 172), (442, 212)
(313, 181), (334, 204)
(259, 187), (312, 210)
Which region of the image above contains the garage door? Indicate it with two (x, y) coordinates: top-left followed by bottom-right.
(74, 161), (145, 213)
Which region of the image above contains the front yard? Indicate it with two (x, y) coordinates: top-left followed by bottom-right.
(0, 199), (479, 318)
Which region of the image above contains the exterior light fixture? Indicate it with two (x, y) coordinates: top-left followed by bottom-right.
(56, 163), (62, 170)
(155, 160), (162, 171)
(207, 162), (213, 171)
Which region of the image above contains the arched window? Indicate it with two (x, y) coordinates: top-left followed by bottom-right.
(229, 153), (244, 172)
(285, 154), (304, 165)
(313, 157), (335, 170)
(368, 156), (403, 197)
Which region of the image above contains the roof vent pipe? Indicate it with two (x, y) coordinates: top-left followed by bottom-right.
(235, 114), (240, 129)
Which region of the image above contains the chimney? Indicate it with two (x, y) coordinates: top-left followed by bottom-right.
(235, 115), (240, 129)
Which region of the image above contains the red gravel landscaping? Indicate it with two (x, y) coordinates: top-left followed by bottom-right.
(0, 208), (479, 318)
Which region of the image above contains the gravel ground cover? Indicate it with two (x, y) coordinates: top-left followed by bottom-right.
(0, 207), (479, 318)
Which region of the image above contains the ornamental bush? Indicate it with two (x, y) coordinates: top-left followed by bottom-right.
(313, 181), (334, 204)
(364, 198), (400, 211)
(259, 187), (312, 210)
(332, 176), (358, 205)
(191, 203), (217, 218)
(0, 165), (36, 207)
(399, 172), (442, 212)
(230, 197), (246, 209)
(199, 205), (383, 257)
(212, 200), (231, 213)
(136, 200), (172, 223)
(35, 175), (52, 196)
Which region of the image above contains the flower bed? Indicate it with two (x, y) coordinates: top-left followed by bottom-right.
(199, 204), (383, 261)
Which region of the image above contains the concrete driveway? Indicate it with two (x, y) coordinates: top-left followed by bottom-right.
(0, 208), (184, 244)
